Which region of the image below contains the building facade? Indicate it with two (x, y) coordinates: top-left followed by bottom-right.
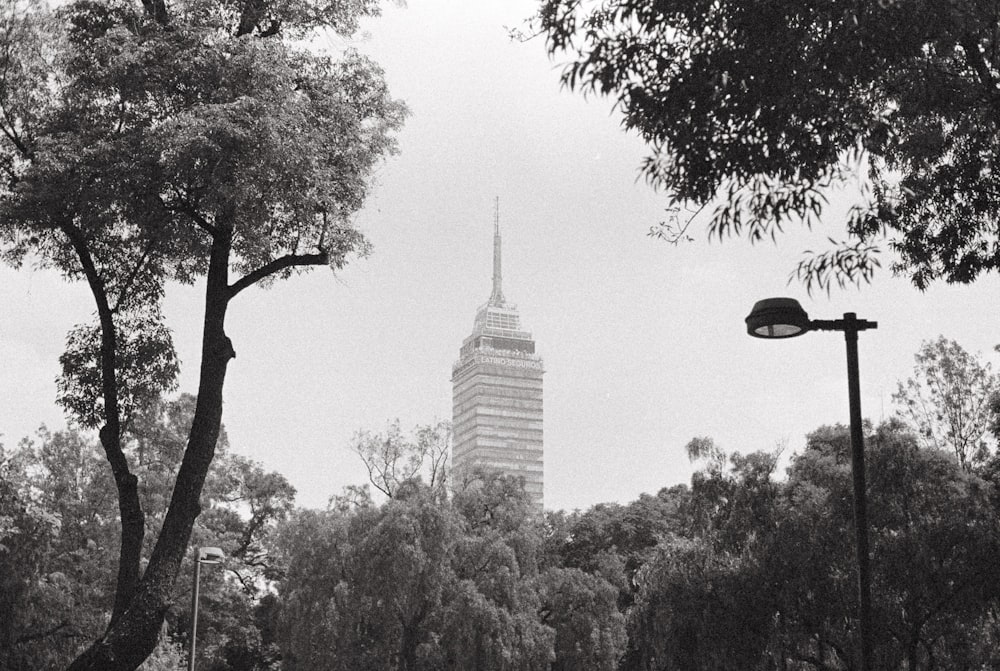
(451, 211), (544, 509)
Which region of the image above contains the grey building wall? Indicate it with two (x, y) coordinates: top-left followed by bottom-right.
(452, 349), (544, 508)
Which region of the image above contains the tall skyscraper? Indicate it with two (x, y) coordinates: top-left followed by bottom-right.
(451, 203), (544, 509)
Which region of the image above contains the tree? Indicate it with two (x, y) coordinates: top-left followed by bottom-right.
(0, 397), (298, 670)
(274, 486), (556, 671)
(773, 422), (1000, 670)
(766, 425), (863, 670)
(535, 567), (626, 671)
(894, 336), (999, 469)
(0, 0), (405, 667)
(0, 443), (78, 671)
(0, 430), (117, 670)
(624, 441), (783, 671)
(537, 0), (1000, 290)
(275, 469), (629, 671)
(628, 536), (775, 671)
(453, 466), (536, 535)
(352, 420), (451, 499)
(863, 423), (1000, 670)
(543, 487), (688, 612)
(626, 423), (1000, 670)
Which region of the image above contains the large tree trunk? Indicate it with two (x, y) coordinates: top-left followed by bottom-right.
(67, 233), (235, 671)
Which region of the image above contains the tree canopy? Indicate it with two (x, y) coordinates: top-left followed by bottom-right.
(274, 479), (626, 671)
(537, 0), (1000, 290)
(0, 0), (404, 667)
(628, 422), (1000, 671)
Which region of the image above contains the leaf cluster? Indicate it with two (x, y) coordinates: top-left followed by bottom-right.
(57, 308), (180, 430)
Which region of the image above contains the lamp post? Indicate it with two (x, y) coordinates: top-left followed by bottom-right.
(188, 546), (224, 671)
(745, 297), (877, 671)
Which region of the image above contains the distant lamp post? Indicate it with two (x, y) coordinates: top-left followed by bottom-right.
(188, 546), (224, 671)
(745, 297), (877, 671)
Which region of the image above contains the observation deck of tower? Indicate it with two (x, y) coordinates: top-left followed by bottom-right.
(451, 203), (544, 510)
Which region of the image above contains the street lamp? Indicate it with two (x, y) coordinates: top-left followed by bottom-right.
(188, 546), (224, 671)
(745, 297), (877, 671)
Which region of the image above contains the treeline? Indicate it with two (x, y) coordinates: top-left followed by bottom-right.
(276, 415), (1000, 671)
(3, 338), (1000, 670)
(7, 420), (1000, 670)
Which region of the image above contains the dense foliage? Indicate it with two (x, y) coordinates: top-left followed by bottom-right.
(7, 354), (1000, 670)
(0, 395), (294, 671)
(537, 0), (1000, 290)
(628, 422), (1000, 671)
(275, 414), (1000, 671)
(274, 472), (626, 671)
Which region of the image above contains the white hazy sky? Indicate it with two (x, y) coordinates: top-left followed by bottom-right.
(2, 1), (998, 512)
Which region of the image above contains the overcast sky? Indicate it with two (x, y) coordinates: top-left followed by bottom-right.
(2, 0), (999, 512)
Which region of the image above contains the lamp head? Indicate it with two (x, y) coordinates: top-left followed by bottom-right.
(745, 297), (811, 339)
(197, 547), (225, 564)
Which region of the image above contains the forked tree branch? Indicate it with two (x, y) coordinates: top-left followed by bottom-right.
(181, 204), (217, 236)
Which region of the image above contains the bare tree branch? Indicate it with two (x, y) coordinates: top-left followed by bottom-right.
(228, 251), (329, 299)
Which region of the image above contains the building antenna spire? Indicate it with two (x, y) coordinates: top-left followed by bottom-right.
(490, 196), (505, 305)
